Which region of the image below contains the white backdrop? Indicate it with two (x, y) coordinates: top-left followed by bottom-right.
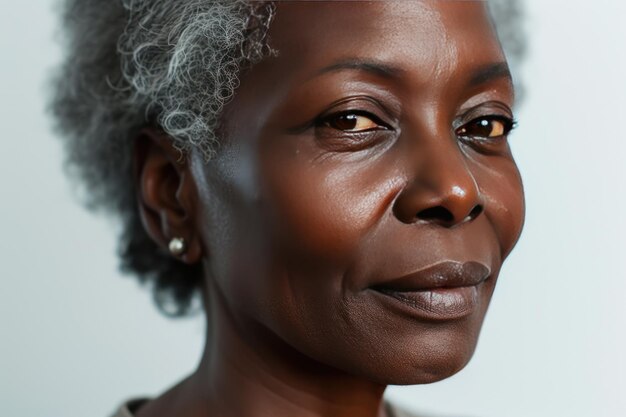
(1, 1), (625, 416)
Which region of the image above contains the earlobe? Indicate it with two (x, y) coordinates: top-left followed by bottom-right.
(132, 128), (203, 264)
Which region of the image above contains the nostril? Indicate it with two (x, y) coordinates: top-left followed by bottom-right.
(416, 206), (454, 224)
(467, 204), (483, 221)
(416, 204), (483, 226)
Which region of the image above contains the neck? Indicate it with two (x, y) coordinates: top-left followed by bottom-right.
(137, 279), (390, 417)
(205, 277), (390, 417)
(148, 279), (389, 417)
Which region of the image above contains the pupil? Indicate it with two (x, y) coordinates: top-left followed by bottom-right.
(334, 114), (358, 130)
(475, 119), (493, 136)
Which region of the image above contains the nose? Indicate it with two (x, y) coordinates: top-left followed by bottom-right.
(393, 142), (484, 228)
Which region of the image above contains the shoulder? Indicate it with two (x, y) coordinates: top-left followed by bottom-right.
(114, 398), (433, 417)
(387, 400), (463, 417)
(386, 400), (432, 417)
(109, 398), (150, 417)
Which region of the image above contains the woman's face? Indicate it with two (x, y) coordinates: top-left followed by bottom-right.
(191, 1), (524, 384)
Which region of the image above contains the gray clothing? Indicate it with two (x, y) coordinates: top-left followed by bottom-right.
(110, 398), (422, 417)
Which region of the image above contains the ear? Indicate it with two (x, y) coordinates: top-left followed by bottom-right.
(132, 128), (203, 264)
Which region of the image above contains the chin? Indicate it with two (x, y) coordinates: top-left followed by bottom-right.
(400, 349), (476, 385)
(372, 342), (478, 386)
(335, 314), (485, 386)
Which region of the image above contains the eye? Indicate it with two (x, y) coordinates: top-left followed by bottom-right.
(456, 116), (516, 141)
(311, 106), (396, 152)
(320, 111), (388, 133)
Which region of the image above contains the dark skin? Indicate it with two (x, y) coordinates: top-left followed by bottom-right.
(133, 2), (524, 417)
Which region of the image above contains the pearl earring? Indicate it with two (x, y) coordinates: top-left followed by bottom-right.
(168, 237), (186, 256)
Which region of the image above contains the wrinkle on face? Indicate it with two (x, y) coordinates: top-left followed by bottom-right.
(190, 0), (525, 398)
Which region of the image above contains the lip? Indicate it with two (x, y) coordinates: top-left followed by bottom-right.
(370, 261), (491, 321)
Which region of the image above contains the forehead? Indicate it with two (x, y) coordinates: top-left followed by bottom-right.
(263, 1), (505, 86)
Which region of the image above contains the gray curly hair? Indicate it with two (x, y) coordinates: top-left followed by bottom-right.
(49, 0), (526, 316)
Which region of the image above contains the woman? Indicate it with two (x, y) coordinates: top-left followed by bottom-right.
(51, 1), (526, 416)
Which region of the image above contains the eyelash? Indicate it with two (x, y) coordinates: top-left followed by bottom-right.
(315, 110), (392, 132)
(313, 110), (517, 150)
(455, 115), (518, 142)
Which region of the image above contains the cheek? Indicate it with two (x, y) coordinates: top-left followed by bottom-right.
(258, 146), (400, 265)
(477, 157), (525, 259)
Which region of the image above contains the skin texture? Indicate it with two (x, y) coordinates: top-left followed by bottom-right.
(133, 2), (525, 417)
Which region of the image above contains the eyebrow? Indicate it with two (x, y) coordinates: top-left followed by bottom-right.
(468, 62), (513, 88)
(314, 59), (404, 80)
(312, 59), (513, 89)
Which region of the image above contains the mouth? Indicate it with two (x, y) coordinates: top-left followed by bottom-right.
(369, 261), (491, 321)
